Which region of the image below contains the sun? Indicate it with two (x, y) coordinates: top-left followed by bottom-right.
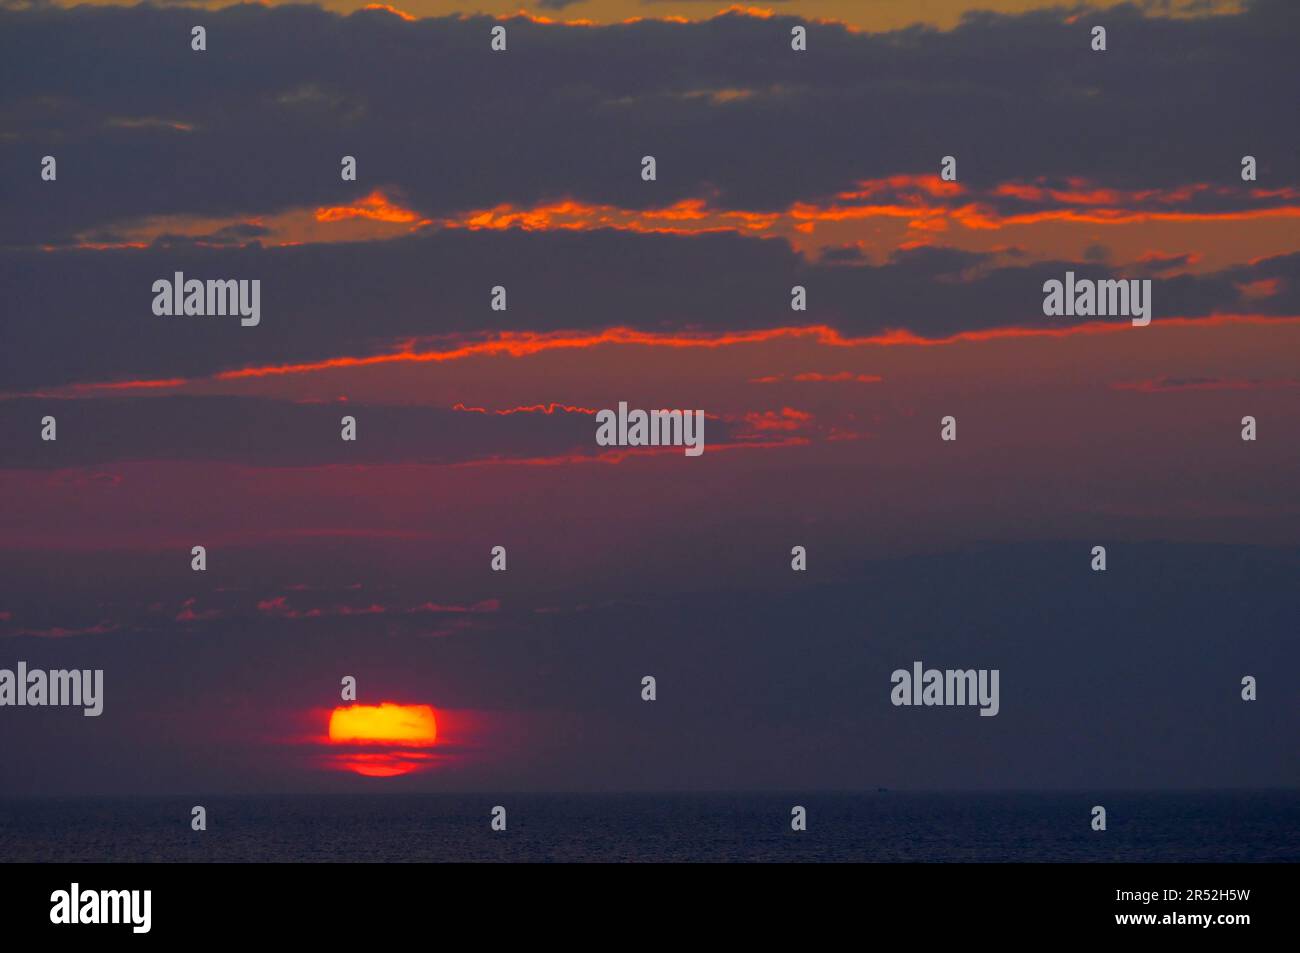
(325, 702), (438, 777)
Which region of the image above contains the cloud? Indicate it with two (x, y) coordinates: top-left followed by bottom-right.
(0, 3), (1294, 395)
(4, 620), (119, 639)
(2, 228), (1296, 391)
(257, 594), (501, 618)
(0, 394), (756, 467)
(0, 2), (1296, 245)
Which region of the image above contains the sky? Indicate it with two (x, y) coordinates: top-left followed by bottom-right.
(0, 0), (1296, 795)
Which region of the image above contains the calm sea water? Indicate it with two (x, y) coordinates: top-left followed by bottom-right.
(1, 791), (1296, 862)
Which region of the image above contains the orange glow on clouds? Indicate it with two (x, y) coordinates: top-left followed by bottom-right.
(21, 314), (1300, 400)
(361, 3), (416, 21)
(327, 702), (438, 777)
(49, 175), (1300, 275)
(315, 190), (428, 225)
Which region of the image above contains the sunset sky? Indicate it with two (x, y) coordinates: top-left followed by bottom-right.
(0, 0), (1296, 795)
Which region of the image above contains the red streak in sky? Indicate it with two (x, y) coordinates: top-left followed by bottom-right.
(16, 315), (1300, 397)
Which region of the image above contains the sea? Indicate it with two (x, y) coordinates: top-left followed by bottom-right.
(1, 791), (1296, 863)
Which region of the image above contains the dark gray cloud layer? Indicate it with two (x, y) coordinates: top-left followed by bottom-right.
(0, 394), (744, 466)
(2, 229), (1296, 390)
(0, 1), (1297, 245)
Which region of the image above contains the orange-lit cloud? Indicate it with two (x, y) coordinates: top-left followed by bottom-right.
(49, 175), (1300, 275)
(315, 190), (429, 225)
(431, 177), (1300, 242)
(52, 1), (1239, 35)
(416, 176), (1300, 271)
(443, 197), (776, 236)
(59, 191), (431, 252)
(361, 3), (415, 21)
(69, 377), (191, 392)
(21, 314), (1300, 400)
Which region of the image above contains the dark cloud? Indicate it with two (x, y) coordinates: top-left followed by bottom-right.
(0, 2), (1296, 244)
(2, 228), (1295, 390)
(0, 394), (749, 467)
(818, 244), (865, 264)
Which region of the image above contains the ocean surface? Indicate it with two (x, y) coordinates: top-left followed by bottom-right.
(1, 791), (1296, 862)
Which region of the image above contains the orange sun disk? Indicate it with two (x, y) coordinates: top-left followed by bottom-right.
(326, 702), (438, 777)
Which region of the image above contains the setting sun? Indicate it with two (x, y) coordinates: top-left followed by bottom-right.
(328, 702), (437, 746)
(326, 703), (438, 777)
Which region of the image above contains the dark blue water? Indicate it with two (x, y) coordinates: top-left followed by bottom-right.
(1, 791), (1295, 862)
